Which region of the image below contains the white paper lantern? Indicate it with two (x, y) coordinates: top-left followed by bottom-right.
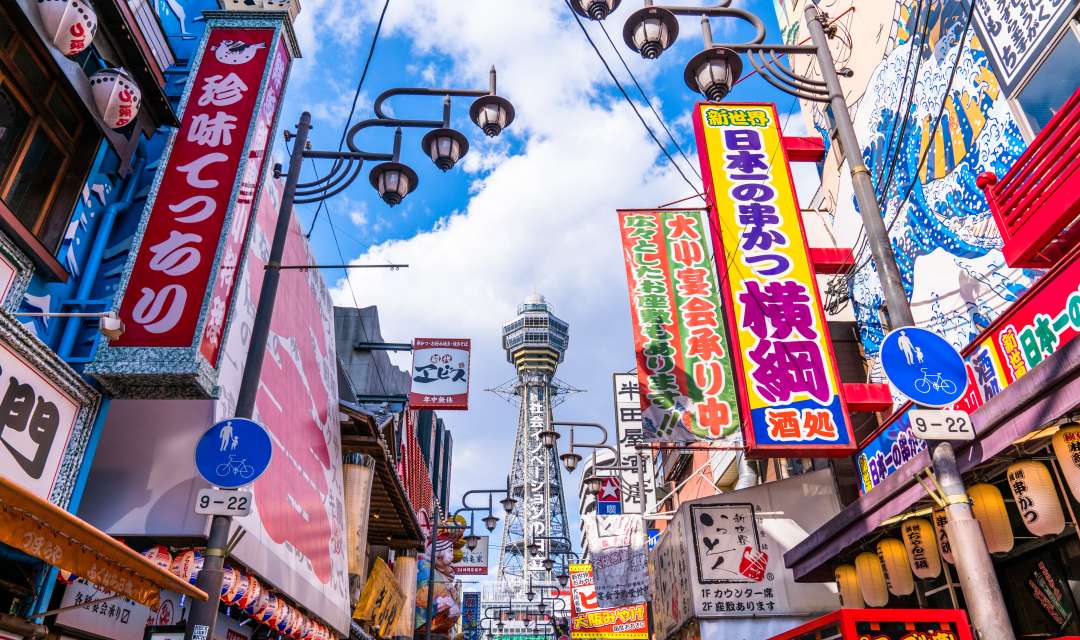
(141, 544), (172, 571)
(931, 508), (955, 565)
(854, 551), (889, 607)
(89, 67), (141, 129)
(969, 483), (1015, 554)
(900, 518), (941, 579)
(1052, 423), (1080, 501)
(876, 538), (915, 596)
(168, 548), (203, 584)
(37, 0), (97, 56)
(1007, 460), (1066, 537)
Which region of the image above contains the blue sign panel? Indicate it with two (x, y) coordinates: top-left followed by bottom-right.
(647, 529), (661, 550)
(195, 418), (273, 488)
(880, 328), (968, 407)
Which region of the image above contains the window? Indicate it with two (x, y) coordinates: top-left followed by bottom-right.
(0, 7), (97, 260)
(1014, 15), (1080, 134)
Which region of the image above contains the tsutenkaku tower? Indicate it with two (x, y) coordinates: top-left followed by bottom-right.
(496, 294), (573, 595)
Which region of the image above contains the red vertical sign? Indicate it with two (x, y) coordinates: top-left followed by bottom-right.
(115, 27), (277, 347)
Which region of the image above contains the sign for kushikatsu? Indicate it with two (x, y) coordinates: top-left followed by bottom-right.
(692, 102), (854, 457)
(89, 15), (295, 397)
(409, 338), (471, 409)
(617, 209), (742, 444)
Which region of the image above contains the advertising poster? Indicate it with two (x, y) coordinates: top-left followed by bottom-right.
(454, 536), (490, 575)
(617, 209), (742, 444)
(568, 563), (648, 640)
(409, 339), (472, 409)
(693, 103), (854, 457)
(353, 558), (405, 634)
(582, 515), (650, 608)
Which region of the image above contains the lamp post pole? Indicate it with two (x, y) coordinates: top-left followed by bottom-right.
(802, 8), (1012, 638)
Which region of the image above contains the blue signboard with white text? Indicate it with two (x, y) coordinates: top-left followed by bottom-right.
(881, 328), (968, 407)
(195, 418), (273, 489)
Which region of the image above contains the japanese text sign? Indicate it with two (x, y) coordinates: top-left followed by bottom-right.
(583, 515), (650, 608)
(453, 536), (489, 575)
(612, 373), (657, 513)
(693, 103), (854, 457)
(972, 0), (1075, 94)
(353, 558), (405, 634)
(857, 248), (1080, 494)
(113, 27), (280, 352)
(409, 338), (471, 410)
(462, 592), (481, 640)
(568, 563), (648, 640)
(617, 209), (742, 443)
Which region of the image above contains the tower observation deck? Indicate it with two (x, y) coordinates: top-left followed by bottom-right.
(495, 294), (573, 596)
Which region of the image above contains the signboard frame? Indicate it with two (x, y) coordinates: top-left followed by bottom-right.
(692, 102), (855, 458)
(408, 338), (472, 410)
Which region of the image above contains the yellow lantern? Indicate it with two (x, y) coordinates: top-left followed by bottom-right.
(968, 483), (1014, 554)
(1007, 460), (1066, 537)
(931, 508), (955, 565)
(834, 564), (863, 608)
(344, 453), (376, 576)
(854, 551), (888, 607)
(392, 555), (418, 637)
(1052, 423), (1080, 501)
(900, 518), (941, 579)
(876, 538), (914, 596)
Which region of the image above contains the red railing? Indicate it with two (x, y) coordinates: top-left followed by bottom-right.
(977, 85), (1080, 268)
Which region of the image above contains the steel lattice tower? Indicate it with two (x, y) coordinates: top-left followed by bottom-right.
(496, 294), (573, 596)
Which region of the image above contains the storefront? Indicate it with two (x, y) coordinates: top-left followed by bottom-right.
(782, 87), (1080, 638)
(767, 609), (974, 640)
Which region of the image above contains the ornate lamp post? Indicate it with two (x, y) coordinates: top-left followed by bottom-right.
(185, 71), (514, 640)
(577, 2), (1011, 636)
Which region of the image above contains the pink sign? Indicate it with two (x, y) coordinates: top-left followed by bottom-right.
(115, 27), (276, 347)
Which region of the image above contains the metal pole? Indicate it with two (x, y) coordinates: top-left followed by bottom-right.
(804, 8), (1012, 638)
(424, 506), (439, 640)
(184, 113), (312, 640)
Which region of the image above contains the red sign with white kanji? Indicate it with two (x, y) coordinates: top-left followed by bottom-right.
(115, 27), (278, 349)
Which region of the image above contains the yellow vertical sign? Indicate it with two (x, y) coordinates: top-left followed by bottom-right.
(693, 102), (854, 456)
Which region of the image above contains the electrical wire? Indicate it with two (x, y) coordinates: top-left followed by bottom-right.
(563, 0), (702, 196)
(596, 21), (701, 181)
(305, 0), (392, 237)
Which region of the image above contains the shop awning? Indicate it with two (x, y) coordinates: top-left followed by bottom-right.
(341, 402), (425, 550)
(784, 335), (1080, 582)
(0, 475), (207, 608)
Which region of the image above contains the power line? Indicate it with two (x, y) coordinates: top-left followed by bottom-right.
(305, 0), (392, 237)
(595, 21), (701, 181)
(563, 0), (702, 195)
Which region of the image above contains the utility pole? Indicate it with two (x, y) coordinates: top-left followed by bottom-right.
(805, 7), (1013, 638)
(184, 113), (312, 640)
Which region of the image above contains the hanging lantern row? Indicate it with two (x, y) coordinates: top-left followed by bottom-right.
(60, 545), (332, 639)
(835, 438), (1080, 608)
(36, 0), (143, 129)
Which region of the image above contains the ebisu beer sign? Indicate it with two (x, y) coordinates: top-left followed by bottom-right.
(692, 103), (855, 457)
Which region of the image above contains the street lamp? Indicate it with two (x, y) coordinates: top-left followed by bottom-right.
(556, 571), (569, 588)
(571, 0), (621, 21)
(465, 533), (482, 551)
(548, 421), (648, 515)
(500, 495), (517, 513)
(528, 540), (542, 556)
(582, 475), (603, 496)
(542, 557), (555, 571)
(540, 429), (560, 449)
(483, 514), (500, 532)
(560, 451), (582, 472)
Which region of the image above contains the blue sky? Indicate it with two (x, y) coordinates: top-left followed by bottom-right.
(277, 0), (818, 560)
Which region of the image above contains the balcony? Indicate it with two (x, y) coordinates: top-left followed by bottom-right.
(977, 86), (1080, 268)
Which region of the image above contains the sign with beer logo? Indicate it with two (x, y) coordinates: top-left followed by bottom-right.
(409, 339), (471, 409)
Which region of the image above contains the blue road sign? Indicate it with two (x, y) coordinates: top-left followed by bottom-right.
(647, 529), (661, 550)
(195, 418), (273, 489)
(880, 327), (967, 408)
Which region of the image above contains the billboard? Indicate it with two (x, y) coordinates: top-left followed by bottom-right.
(612, 373), (657, 514)
(89, 19), (292, 397)
(582, 515), (649, 609)
(649, 470), (842, 639)
(617, 209), (742, 443)
(971, 0), (1075, 94)
(454, 535), (489, 575)
(409, 339), (471, 409)
(77, 175), (351, 633)
(857, 247), (1080, 494)
(568, 563), (648, 640)
(693, 103), (854, 457)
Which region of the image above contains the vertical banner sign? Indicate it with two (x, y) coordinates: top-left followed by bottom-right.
(568, 563), (648, 640)
(116, 28), (277, 347)
(612, 373), (657, 514)
(617, 209), (742, 444)
(693, 103), (854, 457)
(409, 339), (471, 409)
(462, 592), (481, 640)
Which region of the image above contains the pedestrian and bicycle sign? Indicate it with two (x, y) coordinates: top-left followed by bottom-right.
(880, 327), (968, 408)
(194, 418), (273, 489)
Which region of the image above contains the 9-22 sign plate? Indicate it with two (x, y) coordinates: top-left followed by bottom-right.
(909, 409), (975, 441)
(194, 488), (252, 517)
